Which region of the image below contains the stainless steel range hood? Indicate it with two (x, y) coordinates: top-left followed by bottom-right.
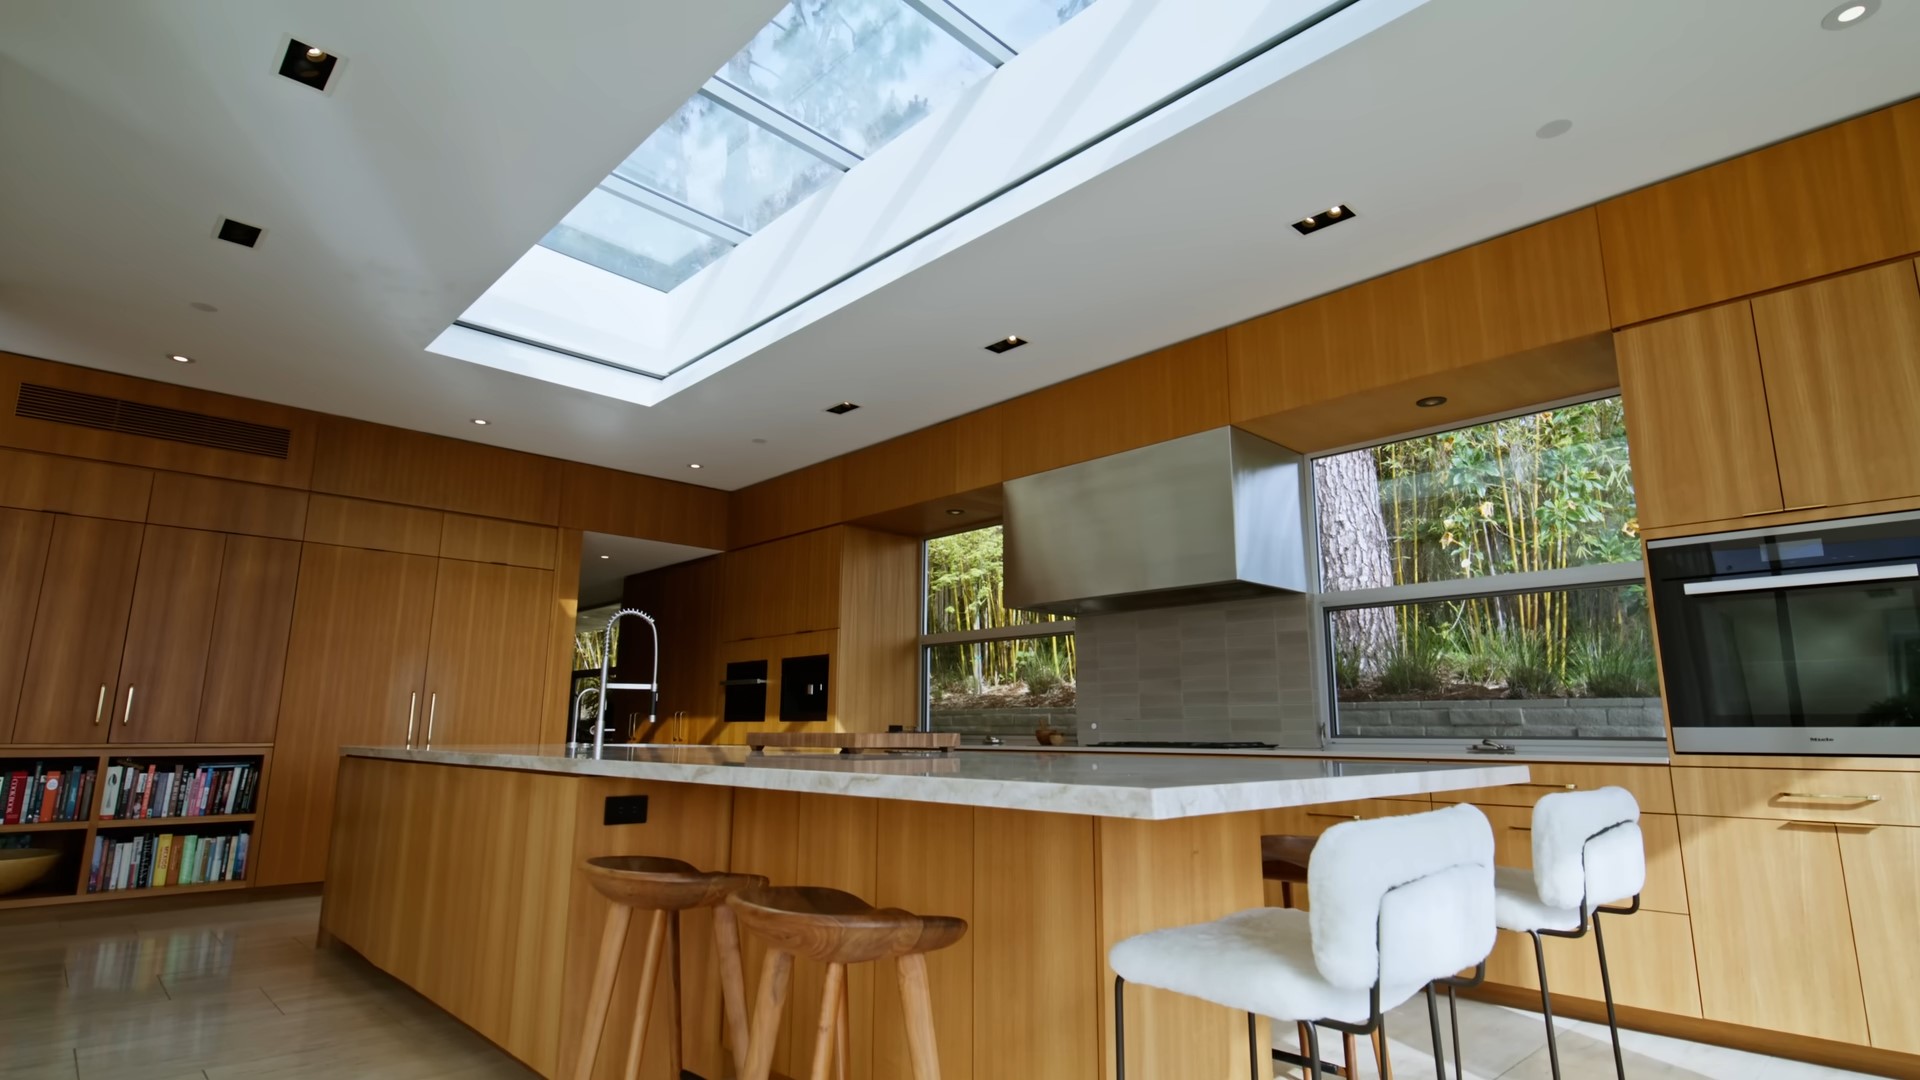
(1003, 427), (1308, 615)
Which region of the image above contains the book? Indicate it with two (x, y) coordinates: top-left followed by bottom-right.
(78, 769), (95, 821)
(181, 836), (199, 885)
(233, 833), (249, 879)
(2, 771), (25, 825)
(154, 834), (172, 888)
(139, 764), (157, 819)
(87, 835), (105, 893)
(100, 766), (120, 818)
(38, 774), (59, 823)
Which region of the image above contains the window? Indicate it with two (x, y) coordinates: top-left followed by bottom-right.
(1314, 397), (1660, 742)
(922, 525), (1076, 741)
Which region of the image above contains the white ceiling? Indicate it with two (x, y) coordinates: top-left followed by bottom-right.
(2, 0), (1916, 493)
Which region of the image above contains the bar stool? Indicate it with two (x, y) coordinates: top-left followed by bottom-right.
(571, 856), (768, 1080)
(1112, 804), (1495, 1080)
(1262, 833), (1393, 1079)
(1486, 787), (1645, 1080)
(728, 884), (968, 1080)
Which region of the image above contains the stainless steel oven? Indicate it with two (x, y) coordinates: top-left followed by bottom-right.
(1649, 511), (1920, 755)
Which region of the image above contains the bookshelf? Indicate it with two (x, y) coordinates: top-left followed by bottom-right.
(0, 744), (270, 910)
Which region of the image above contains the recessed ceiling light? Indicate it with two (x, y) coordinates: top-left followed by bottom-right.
(279, 39), (340, 91)
(215, 218), (264, 248)
(945, 508), (965, 516)
(751, 437), (768, 445)
(1823, 0), (1876, 28)
(688, 463), (702, 469)
(1535, 119), (1573, 140)
(168, 354), (194, 364)
(305, 46), (327, 61)
(470, 418), (489, 426)
(984, 335), (1028, 354)
(825, 402), (860, 415)
(1293, 205), (1356, 236)
(1416, 395), (1448, 408)
(188, 301), (217, 313)
(599, 554), (611, 560)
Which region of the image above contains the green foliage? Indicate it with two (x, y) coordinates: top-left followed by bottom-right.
(1333, 643), (1364, 691)
(1574, 631), (1660, 699)
(1377, 628), (1447, 696)
(1497, 632), (1562, 699)
(925, 526), (1075, 693)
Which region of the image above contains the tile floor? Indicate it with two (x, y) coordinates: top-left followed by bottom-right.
(0, 893), (1885, 1079)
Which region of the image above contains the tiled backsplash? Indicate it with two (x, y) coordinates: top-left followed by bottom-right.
(1074, 593), (1321, 746)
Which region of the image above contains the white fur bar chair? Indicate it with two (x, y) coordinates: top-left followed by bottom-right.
(1488, 786), (1645, 1080)
(1109, 803), (1496, 1080)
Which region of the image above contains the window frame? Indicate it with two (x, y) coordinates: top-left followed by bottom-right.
(1305, 390), (1666, 754)
(916, 524), (1075, 733)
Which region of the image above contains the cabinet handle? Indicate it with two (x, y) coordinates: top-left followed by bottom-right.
(93, 684), (107, 725)
(122, 686), (135, 725)
(425, 693), (437, 748)
(1520, 783), (1577, 790)
(1778, 791), (1880, 802)
(1306, 812), (1361, 820)
(1509, 825), (1533, 831)
(405, 692), (418, 749)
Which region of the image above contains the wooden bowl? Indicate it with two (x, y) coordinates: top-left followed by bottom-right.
(0, 848), (59, 896)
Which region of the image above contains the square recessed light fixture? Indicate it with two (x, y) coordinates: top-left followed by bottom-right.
(278, 39), (340, 92)
(825, 402), (861, 415)
(1293, 204), (1356, 236)
(215, 218), (264, 248)
(984, 335), (1028, 354)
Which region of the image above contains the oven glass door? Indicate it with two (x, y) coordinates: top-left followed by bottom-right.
(1680, 565), (1920, 728)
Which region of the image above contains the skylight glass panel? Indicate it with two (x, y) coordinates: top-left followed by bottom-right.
(720, 0), (994, 157)
(954, 0), (1101, 51)
(614, 95), (841, 233)
(541, 188), (730, 293)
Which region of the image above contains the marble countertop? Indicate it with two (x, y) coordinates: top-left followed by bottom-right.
(342, 744), (1531, 821)
(965, 742), (1671, 765)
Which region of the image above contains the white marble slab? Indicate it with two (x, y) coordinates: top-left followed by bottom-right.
(341, 744), (1530, 821)
(966, 742), (1671, 765)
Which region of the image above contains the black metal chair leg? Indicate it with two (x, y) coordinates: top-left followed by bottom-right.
(1446, 984), (1462, 1080)
(1304, 1021), (1326, 1080)
(1594, 913), (1626, 1080)
(1424, 985), (1448, 1080)
(1529, 931), (1563, 1080)
(1247, 1012), (1261, 1080)
(1114, 976), (1127, 1080)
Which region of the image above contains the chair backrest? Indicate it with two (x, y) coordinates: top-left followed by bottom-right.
(1307, 803), (1494, 992)
(1531, 786), (1645, 910)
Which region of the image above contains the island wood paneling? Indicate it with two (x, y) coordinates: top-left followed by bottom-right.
(11, 516), (144, 745)
(0, 447), (152, 522)
(196, 535), (302, 744)
(998, 334), (1229, 481)
(438, 512), (557, 570)
(558, 462), (729, 551)
(311, 415), (561, 525)
(1596, 103), (1920, 327)
(1749, 260), (1920, 509)
(1614, 301), (1784, 528)
(1428, 762), (1676, 815)
(0, 509), (53, 740)
(873, 800), (974, 1080)
(145, 472), (308, 539)
(730, 458), (845, 551)
(303, 494), (444, 557)
(727, 789), (803, 1072)
(1481, 908), (1704, 1019)
(109, 525), (227, 742)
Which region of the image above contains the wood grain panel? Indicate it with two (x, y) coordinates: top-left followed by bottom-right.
(1481, 908), (1702, 1018)
(145, 472), (308, 539)
(1428, 762), (1675, 815)
(998, 334), (1230, 481)
(1671, 766), (1920, 826)
(542, 528), (583, 736)
(1750, 260), (1920, 508)
(833, 528), (919, 732)
(1838, 824), (1920, 1054)
(304, 494), (444, 556)
(421, 560), (556, 747)
(311, 415), (561, 525)
(1258, 796), (1429, 908)
(0, 351), (316, 488)
(1597, 105), (1920, 326)
(730, 458), (845, 550)
(11, 516), (144, 744)
(558, 462), (729, 550)
(258, 544), (437, 886)
(0, 447), (152, 521)
(728, 788), (802, 1073)
(974, 807), (1099, 1080)
(0, 509), (52, 742)
(197, 536), (302, 744)
(109, 526), (227, 743)
(439, 513), (557, 569)
(785, 793), (878, 1080)
(1228, 211), (1611, 425)
(873, 800), (973, 1080)
(839, 424), (961, 523)
(719, 529), (844, 643)
(1678, 815), (1867, 1042)
(1614, 301), (1784, 527)
(621, 555), (720, 737)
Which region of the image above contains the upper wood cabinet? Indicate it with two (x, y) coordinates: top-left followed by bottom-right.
(0, 509), (53, 740)
(438, 513), (556, 570)
(720, 528), (847, 642)
(999, 334), (1230, 481)
(197, 535), (302, 744)
(559, 462), (728, 550)
(1615, 300), (1783, 528)
(0, 447), (152, 521)
(304, 494), (443, 556)
(11, 517), (144, 744)
(110, 526), (227, 743)
(311, 416), (561, 525)
(419, 559), (554, 747)
(1749, 260), (1920, 509)
(146, 472), (308, 539)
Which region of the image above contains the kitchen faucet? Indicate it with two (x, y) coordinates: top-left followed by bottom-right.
(592, 608), (659, 760)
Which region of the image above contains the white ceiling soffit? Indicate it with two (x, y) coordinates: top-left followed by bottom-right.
(1, 0), (1916, 492)
(577, 532), (718, 608)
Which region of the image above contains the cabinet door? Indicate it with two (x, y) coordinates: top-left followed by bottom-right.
(110, 526), (227, 743)
(1614, 301), (1783, 527)
(12, 517), (144, 744)
(0, 509), (53, 741)
(258, 544), (438, 886)
(1838, 824), (1920, 1054)
(1751, 260), (1920, 509)
(1678, 815), (1867, 1041)
(197, 536), (302, 744)
(420, 560), (553, 747)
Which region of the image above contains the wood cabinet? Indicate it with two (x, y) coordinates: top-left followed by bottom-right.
(620, 555), (721, 739)
(1750, 260), (1920, 509)
(1677, 815), (1868, 1042)
(420, 559), (554, 747)
(1614, 301), (1783, 528)
(110, 526), (227, 743)
(720, 529), (845, 643)
(0, 509), (53, 739)
(197, 536), (302, 744)
(1837, 825), (1920, 1054)
(258, 544), (439, 886)
(11, 517), (144, 744)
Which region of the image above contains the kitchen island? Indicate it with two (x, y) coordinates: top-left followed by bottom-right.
(319, 745), (1528, 1080)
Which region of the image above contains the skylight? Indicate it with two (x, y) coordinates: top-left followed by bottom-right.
(539, 0), (1101, 293)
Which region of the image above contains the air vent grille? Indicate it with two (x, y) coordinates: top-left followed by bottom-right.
(15, 383), (293, 458)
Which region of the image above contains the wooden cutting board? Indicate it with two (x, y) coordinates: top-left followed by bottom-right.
(745, 731), (959, 754)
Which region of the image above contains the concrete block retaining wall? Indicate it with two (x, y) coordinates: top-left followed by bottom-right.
(1335, 697), (1665, 739)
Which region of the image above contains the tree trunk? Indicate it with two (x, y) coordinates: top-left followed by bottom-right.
(1314, 451), (1396, 676)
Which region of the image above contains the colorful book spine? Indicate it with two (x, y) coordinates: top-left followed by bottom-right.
(87, 836), (105, 892)
(154, 834), (172, 888)
(2, 771), (24, 825)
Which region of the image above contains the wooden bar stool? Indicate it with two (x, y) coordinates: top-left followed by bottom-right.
(571, 856), (767, 1080)
(1263, 833), (1392, 1080)
(728, 885), (968, 1080)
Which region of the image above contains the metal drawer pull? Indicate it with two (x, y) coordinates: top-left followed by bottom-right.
(1509, 825), (1533, 831)
(1519, 783), (1577, 790)
(1779, 791), (1881, 802)
(425, 693), (437, 748)
(93, 684), (107, 725)
(1306, 812), (1362, 820)
(122, 686), (134, 725)
(405, 692), (418, 748)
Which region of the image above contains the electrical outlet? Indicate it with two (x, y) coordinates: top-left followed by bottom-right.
(603, 795), (649, 826)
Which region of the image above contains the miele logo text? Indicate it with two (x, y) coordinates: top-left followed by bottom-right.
(1809, 736), (1836, 742)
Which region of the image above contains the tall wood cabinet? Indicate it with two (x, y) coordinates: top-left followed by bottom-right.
(11, 516), (144, 743)
(0, 508), (54, 736)
(419, 559), (553, 747)
(110, 525), (227, 742)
